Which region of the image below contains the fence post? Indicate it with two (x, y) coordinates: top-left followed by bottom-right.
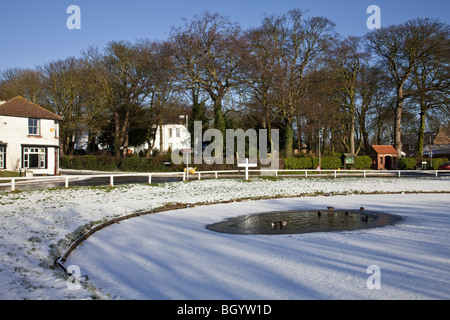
(398, 171), (401, 178)
(110, 175), (114, 187)
(334, 170), (337, 178)
(435, 170), (438, 177)
(198, 172), (201, 180)
(148, 174), (152, 184)
(11, 178), (15, 191)
(363, 170), (366, 178)
(65, 176), (69, 188)
(305, 170), (308, 178)
(215, 171), (218, 179)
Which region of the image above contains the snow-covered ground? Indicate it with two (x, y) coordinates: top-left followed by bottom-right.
(0, 176), (449, 300)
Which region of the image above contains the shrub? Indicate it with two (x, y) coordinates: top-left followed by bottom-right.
(284, 157), (313, 169)
(432, 157), (449, 170)
(59, 156), (71, 169)
(71, 156), (84, 170)
(398, 158), (417, 170)
(284, 157), (341, 169)
(316, 157), (342, 169)
(0, 170), (21, 177)
(97, 155), (119, 171)
(355, 156), (372, 169)
(119, 156), (173, 172)
(83, 155), (98, 170)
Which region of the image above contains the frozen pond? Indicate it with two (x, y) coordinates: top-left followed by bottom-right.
(206, 209), (403, 235)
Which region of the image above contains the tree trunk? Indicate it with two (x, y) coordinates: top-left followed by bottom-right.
(296, 116), (302, 151)
(159, 124), (164, 153)
(113, 112), (120, 157)
(360, 110), (370, 154)
(213, 99), (225, 136)
(417, 109), (426, 158)
(349, 110), (356, 154)
(394, 85), (405, 157)
(284, 118), (294, 158)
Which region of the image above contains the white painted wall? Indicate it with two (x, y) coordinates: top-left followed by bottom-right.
(0, 115), (60, 175)
(152, 124), (191, 153)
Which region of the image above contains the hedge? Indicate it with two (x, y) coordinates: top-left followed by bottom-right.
(284, 157), (340, 170)
(398, 158), (417, 170)
(354, 156), (372, 169)
(60, 155), (174, 172)
(284, 158), (314, 169)
(119, 157), (171, 172)
(60, 155), (118, 171)
(398, 157), (449, 170)
(284, 156), (373, 170)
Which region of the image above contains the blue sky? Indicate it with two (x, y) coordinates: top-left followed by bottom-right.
(0, 0), (449, 71)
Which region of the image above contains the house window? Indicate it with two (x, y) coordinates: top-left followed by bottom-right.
(380, 156), (383, 164)
(28, 118), (40, 135)
(409, 144), (414, 151)
(0, 146), (5, 169)
(168, 128), (172, 138)
(176, 128), (181, 138)
(23, 147), (47, 169)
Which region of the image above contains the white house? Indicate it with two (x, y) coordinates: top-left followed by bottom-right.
(154, 124), (191, 153)
(133, 124), (191, 155)
(0, 96), (63, 175)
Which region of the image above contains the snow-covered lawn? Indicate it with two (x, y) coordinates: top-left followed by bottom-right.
(0, 176), (449, 300)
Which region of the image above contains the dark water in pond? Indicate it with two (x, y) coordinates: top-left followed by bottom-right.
(206, 209), (403, 235)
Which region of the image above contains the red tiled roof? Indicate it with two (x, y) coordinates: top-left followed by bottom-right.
(0, 96), (63, 121)
(371, 145), (398, 154)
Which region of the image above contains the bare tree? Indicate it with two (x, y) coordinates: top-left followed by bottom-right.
(326, 36), (369, 154)
(170, 12), (249, 136)
(245, 23), (279, 132)
(366, 18), (448, 156)
(262, 10), (336, 157)
(138, 40), (180, 155)
(409, 24), (450, 157)
(98, 41), (152, 157)
(39, 57), (87, 155)
(0, 68), (44, 103)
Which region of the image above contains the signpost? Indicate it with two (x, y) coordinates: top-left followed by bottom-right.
(182, 148), (192, 180)
(238, 158), (257, 180)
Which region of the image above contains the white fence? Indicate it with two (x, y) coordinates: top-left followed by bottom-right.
(0, 168), (448, 192)
(0, 172), (184, 191)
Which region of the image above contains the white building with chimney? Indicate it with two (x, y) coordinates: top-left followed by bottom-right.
(0, 96), (62, 175)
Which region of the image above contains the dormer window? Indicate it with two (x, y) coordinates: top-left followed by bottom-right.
(28, 118), (40, 135)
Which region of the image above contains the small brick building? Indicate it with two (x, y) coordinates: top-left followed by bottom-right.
(369, 145), (398, 170)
